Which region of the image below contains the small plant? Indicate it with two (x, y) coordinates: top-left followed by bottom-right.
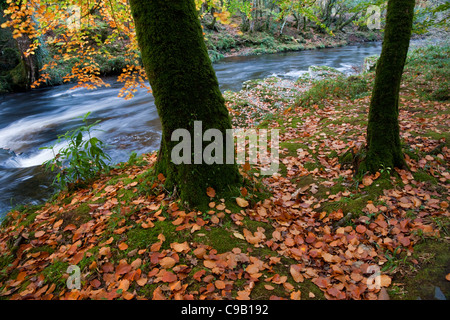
(41, 112), (111, 189)
(379, 163), (392, 175)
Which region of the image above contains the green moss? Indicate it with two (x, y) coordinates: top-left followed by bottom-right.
(423, 131), (450, 148)
(129, 0), (241, 209)
(193, 227), (241, 254)
(280, 141), (309, 158)
(413, 170), (438, 185)
(40, 259), (69, 291)
(394, 240), (450, 300)
(296, 75), (371, 108)
(127, 220), (178, 251)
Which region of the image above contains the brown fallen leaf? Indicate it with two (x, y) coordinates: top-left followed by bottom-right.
(161, 271), (177, 283)
(291, 290), (301, 300)
(159, 257), (176, 269)
(380, 274), (392, 287)
(362, 175), (373, 187)
(236, 197), (249, 208)
(290, 265), (304, 283)
(378, 287), (390, 300)
(206, 187), (216, 198)
(215, 280), (226, 290)
(34, 230), (45, 238)
(171, 241), (190, 253)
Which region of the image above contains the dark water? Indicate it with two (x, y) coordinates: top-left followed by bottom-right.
(0, 42), (382, 216)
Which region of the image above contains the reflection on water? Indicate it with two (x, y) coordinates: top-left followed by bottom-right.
(0, 41), (382, 216)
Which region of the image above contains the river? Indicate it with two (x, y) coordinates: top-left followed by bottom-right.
(0, 41), (382, 216)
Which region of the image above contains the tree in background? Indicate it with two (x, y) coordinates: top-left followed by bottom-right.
(129, 0), (240, 207)
(362, 0), (416, 173)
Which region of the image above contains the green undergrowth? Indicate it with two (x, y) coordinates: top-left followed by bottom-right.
(403, 44), (450, 101)
(295, 74), (373, 108)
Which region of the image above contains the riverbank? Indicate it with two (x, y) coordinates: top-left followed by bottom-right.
(0, 20), (381, 94)
(205, 23), (382, 63)
(0, 43), (448, 300)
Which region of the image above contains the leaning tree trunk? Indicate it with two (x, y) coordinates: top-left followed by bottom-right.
(129, 0), (240, 207)
(364, 0), (416, 173)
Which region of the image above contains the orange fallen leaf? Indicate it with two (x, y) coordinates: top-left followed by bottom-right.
(63, 224), (77, 232)
(380, 274), (392, 287)
(362, 175), (373, 187)
(206, 187), (216, 198)
(34, 230), (45, 238)
(236, 197), (249, 208)
(162, 271), (177, 283)
(291, 290), (301, 300)
(150, 241), (162, 252)
(203, 260), (216, 269)
(215, 280), (226, 290)
(152, 286), (166, 300)
(118, 279), (130, 292)
(159, 257), (176, 269)
(171, 241), (190, 253)
(118, 242), (128, 251)
(136, 276), (148, 286)
(122, 291), (134, 300)
(16, 271), (27, 282)
(356, 225), (367, 234)
(290, 265), (304, 283)
(71, 252), (84, 265)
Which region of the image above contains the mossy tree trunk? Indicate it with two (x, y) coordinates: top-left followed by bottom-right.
(364, 0), (416, 173)
(129, 0), (240, 207)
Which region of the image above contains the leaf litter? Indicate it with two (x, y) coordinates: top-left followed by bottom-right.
(0, 76), (449, 300)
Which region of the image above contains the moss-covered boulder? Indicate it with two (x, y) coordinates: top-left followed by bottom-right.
(363, 55), (379, 72)
(308, 65), (343, 80)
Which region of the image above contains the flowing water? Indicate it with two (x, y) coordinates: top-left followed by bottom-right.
(0, 41), (382, 216)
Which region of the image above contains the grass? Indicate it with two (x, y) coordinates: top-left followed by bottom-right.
(295, 75), (372, 108)
(390, 239), (450, 300)
(403, 44), (450, 101)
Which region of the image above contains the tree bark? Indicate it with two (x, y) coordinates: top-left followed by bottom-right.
(129, 0), (240, 207)
(364, 0), (416, 173)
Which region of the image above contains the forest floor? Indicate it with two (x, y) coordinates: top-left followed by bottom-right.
(0, 43), (448, 301)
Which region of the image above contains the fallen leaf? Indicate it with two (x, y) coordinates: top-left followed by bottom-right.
(171, 242), (190, 253)
(236, 197), (249, 208)
(206, 187), (216, 198)
(162, 271), (177, 283)
(356, 225), (367, 234)
(136, 276), (148, 286)
(290, 265), (304, 283)
(362, 175), (373, 187)
(215, 280), (226, 290)
(291, 290), (301, 300)
(380, 275), (392, 287)
(118, 279), (130, 292)
(152, 286), (166, 300)
(34, 231), (45, 238)
(378, 287), (390, 300)
(233, 232), (245, 240)
(159, 257), (176, 269)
